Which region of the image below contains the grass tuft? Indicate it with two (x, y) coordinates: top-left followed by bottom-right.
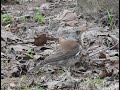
(34, 10), (44, 25)
(1, 13), (13, 25)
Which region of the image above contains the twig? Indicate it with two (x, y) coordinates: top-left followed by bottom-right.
(89, 41), (119, 57)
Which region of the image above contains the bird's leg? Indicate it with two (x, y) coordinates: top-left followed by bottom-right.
(75, 50), (80, 56)
(68, 67), (71, 75)
(75, 46), (82, 57)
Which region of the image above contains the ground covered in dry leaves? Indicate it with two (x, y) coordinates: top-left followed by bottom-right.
(1, 0), (119, 90)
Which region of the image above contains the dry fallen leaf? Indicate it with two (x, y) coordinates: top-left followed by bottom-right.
(99, 52), (106, 59)
(99, 67), (113, 79)
(99, 69), (108, 79)
(33, 34), (58, 46)
(33, 34), (47, 46)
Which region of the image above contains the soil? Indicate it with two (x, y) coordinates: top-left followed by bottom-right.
(1, 0), (119, 90)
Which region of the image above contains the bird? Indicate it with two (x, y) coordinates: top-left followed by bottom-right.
(59, 37), (80, 53)
(28, 37), (82, 74)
